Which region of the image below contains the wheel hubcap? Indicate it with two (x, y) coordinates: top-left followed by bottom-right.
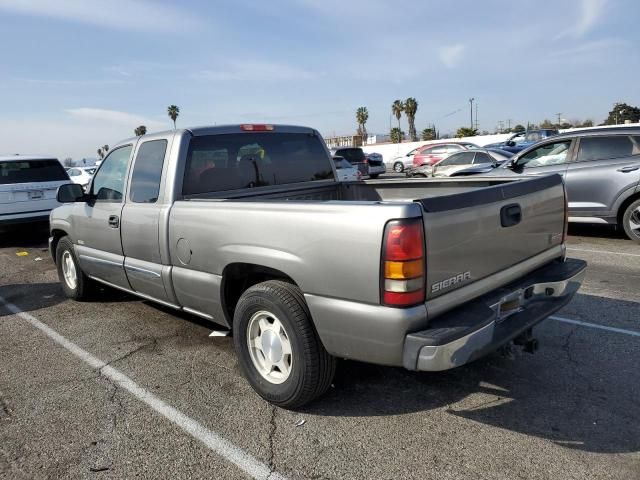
(394, 163), (403, 172)
(61, 250), (77, 290)
(629, 206), (640, 234)
(247, 310), (292, 384)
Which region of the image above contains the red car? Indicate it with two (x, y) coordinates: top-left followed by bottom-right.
(412, 142), (479, 167)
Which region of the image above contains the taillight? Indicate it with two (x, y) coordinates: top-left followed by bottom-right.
(381, 219), (425, 307)
(240, 124), (274, 131)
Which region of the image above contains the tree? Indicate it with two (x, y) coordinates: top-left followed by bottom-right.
(576, 119), (594, 128)
(97, 148), (103, 160)
(167, 105), (180, 129)
(134, 125), (147, 136)
(420, 128), (435, 141)
(540, 119), (555, 129)
(355, 107), (369, 140)
(63, 157), (73, 167)
(391, 100), (404, 135)
(390, 127), (404, 143)
(404, 97), (418, 141)
(603, 102), (640, 125)
(456, 127), (478, 138)
(513, 124), (525, 133)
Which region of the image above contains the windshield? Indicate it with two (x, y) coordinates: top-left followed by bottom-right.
(183, 132), (334, 195)
(0, 159), (68, 184)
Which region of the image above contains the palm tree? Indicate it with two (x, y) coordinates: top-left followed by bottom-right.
(134, 125), (147, 136)
(355, 107), (369, 140)
(391, 100), (404, 140)
(167, 105), (180, 129)
(97, 148), (103, 160)
(404, 97), (418, 141)
(103, 145), (109, 154)
(390, 127), (404, 143)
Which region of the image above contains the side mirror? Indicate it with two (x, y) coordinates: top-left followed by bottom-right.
(506, 140), (516, 147)
(57, 183), (86, 203)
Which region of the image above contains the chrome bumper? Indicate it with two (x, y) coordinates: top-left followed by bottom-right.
(403, 258), (587, 372)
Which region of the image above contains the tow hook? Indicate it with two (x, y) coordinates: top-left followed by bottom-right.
(513, 329), (539, 354)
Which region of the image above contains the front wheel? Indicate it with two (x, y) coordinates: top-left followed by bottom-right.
(622, 199), (640, 243)
(56, 236), (96, 300)
(393, 162), (404, 173)
(233, 280), (336, 409)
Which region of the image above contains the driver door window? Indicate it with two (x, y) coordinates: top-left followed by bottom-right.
(517, 140), (572, 169)
(92, 146), (132, 202)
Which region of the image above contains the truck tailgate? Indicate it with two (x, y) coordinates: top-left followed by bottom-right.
(418, 175), (565, 303)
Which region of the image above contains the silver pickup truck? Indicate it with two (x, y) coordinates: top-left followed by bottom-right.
(50, 124), (586, 408)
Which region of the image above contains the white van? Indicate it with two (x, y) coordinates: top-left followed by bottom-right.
(0, 156), (70, 225)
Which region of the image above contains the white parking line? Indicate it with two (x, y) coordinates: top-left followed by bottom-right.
(550, 315), (640, 337)
(0, 297), (287, 480)
(567, 247), (640, 258)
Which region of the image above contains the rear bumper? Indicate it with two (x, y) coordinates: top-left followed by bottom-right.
(403, 258), (587, 371)
(367, 164), (386, 175)
(0, 210), (51, 225)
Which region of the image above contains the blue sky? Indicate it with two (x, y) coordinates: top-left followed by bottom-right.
(1, 0), (639, 159)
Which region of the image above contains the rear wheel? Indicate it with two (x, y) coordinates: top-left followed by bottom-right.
(56, 236), (96, 300)
(393, 162), (404, 173)
(233, 280), (336, 408)
(622, 199), (640, 243)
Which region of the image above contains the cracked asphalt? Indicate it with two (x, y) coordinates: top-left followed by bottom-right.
(1, 222), (639, 479)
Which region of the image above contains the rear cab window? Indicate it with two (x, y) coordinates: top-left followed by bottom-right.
(183, 132), (333, 195)
(334, 148), (365, 164)
(0, 159), (68, 184)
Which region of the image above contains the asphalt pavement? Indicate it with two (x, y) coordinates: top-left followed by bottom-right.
(1, 220), (639, 479)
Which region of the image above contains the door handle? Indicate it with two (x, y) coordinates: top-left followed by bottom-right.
(500, 203), (522, 227)
(617, 165), (640, 173)
(108, 215), (120, 228)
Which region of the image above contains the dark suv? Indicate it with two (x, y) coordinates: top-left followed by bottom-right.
(485, 127), (640, 242)
(329, 147), (384, 178)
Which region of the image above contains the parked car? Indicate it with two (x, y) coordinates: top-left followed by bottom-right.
(66, 167), (93, 188)
(431, 148), (513, 177)
(486, 129), (559, 154)
(482, 127), (640, 242)
(330, 147), (384, 178)
(412, 142), (480, 168)
(333, 156), (361, 181)
(0, 156), (70, 225)
(50, 124), (585, 408)
(388, 142), (479, 173)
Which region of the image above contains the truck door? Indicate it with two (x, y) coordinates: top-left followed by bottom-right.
(74, 145), (133, 288)
(120, 137), (175, 304)
(564, 134), (640, 218)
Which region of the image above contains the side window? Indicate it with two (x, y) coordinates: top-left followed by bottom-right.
(428, 145), (447, 154)
(577, 136), (635, 162)
(446, 144), (464, 153)
(91, 145), (132, 202)
(473, 152), (493, 164)
(517, 140), (572, 169)
(443, 152), (474, 166)
(130, 140), (168, 203)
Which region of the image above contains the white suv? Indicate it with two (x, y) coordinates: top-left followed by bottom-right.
(0, 156), (70, 225)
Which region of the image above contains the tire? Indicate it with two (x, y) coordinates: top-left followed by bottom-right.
(56, 236), (96, 300)
(369, 174), (379, 179)
(393, 162), (404, 173)
(233, 280), (336, 409)
(622, 199), (640, 243)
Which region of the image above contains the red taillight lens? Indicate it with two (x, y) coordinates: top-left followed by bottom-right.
(381, 219), (425, 307)
(240, 124), (274, 131)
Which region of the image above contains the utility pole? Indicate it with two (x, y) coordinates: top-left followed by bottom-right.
(556, 112), (562, 126)
(469, 98), (475, 129)
(507, 119), (512, 131)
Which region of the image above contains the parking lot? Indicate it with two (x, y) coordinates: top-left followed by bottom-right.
(1, 220), (639, 480)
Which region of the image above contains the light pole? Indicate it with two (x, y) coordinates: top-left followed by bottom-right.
(469, 98), (475, 129)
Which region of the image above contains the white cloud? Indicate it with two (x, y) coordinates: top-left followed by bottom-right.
(192, 61), (319, 82)
(66, 108), (166, 130)
(0, 0), (201, 32)
(557, 0), (607, 39)
(438, 44), (465, 69)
